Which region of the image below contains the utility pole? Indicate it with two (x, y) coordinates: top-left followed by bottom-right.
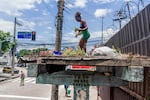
(101, 17), (104, 45)
(137, 0), (144, 12)
(11, 17), (16, 76)
(113, 10), (127, 30)
(126, 2), (132, 20)
(0, 41), (2, 55)
(52, 0), (64, 100)
(55, 0), (65, 51)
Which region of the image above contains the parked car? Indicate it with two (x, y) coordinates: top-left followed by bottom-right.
(17, 64), (24, 67)
(2, 66), (19, 74)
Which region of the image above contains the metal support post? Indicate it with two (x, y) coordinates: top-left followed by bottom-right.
(11, 17), (16, 76)
(101, 17), (104, 45)
(52, 0), (65, 99)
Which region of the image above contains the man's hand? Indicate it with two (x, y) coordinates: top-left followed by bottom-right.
(75, 34), (78, 38)
(74, 28), (80, 32)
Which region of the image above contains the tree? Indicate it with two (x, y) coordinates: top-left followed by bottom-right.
(18, 49), (32, 57)
(0, 30), (12, 53)
(18, 48), (48, 58)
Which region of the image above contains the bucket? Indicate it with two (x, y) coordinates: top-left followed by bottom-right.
(67, 88), (71, 97)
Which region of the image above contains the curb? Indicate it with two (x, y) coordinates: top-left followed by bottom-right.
(0, 78), (7, 82)
(0, 75), (19, 82)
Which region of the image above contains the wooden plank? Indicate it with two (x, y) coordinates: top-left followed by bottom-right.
(120, 87), (146, 100)
(38, 57), (150, 67)
(36, 71), (128, 86)
(25, 55), (150, 67)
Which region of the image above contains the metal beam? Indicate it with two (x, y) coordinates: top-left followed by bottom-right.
(36, 71), (128, 86)
(38, 56), (150, 67)
(120, 87), (146, 100)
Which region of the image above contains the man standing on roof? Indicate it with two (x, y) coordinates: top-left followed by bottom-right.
(75, 12), (90, 53)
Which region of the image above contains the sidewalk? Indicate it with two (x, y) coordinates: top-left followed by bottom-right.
(0, 67), (22, 82)
(0, 73), (19, 82)
(58, 85), (98, 100)
(0, 77), (7, 82)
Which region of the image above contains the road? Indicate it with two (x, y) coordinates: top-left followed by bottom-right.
(0, 67), (98, 100)
(0, 67), (51, 100)
(0, 77), (51, 100)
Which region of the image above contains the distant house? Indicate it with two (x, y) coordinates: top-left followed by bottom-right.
(0, 52), (17, 66)
(18, 56), (37, 64)
(0, 57), (7, 65)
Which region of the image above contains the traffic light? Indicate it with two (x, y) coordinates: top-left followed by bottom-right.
(32, 31), (36, 41)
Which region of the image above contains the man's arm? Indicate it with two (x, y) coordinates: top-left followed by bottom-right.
(75, 31), (82, 37)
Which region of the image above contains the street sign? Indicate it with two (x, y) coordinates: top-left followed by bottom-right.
(17, 32), (32, 39)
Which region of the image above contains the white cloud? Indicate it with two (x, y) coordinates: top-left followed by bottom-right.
(34, 8), (39, 11)
(66, 3), (74, 8)
(47, 26), (52, 30)
(0, 0), (48, 16)
(0, 18), (36, 34)
(0, 19), (14, 34)
(55, 0), (67, 2)
(37, 35), (49, 41)
(44, 0), (50, 3)
(124, 0), (132, 2)
(17, 19), (36, 31)
(104, 28), (116, 39)
(42, 10), (49, 16)
(90, 28), (117, 41)
(37, 0), (42, 4)
(74, 0), (88, 8)
(94, 9), (112, 17)
(67, 0), (88, 8)
(38, 21), (51, 26)
(93, 0), (117, 3)
(63, 27), (117, 42)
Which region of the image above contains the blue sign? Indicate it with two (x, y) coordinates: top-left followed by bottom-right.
(17, 32), (32, 39)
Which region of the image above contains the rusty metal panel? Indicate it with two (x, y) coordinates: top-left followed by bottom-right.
(112, 88), (129, 100)
(27, 63), (38, 77)
(121, 66), (143, 82)
(144, 8), (149, 36)
(141, 11), (145, 37)
(147, 39), (150, 56)
(141, 82), (144, 96)
(144, 68), (150, 98)
(137, 82), (140, 95)
(98, 86), (110, 100)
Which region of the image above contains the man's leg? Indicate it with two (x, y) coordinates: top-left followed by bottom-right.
(23, 79), (24, 86)
(20, 79), (23, 86)
(82, 39), (87, 53)
(79, 39), (84, 50)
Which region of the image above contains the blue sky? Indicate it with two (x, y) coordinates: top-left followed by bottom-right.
(0, 0), (149, 51)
